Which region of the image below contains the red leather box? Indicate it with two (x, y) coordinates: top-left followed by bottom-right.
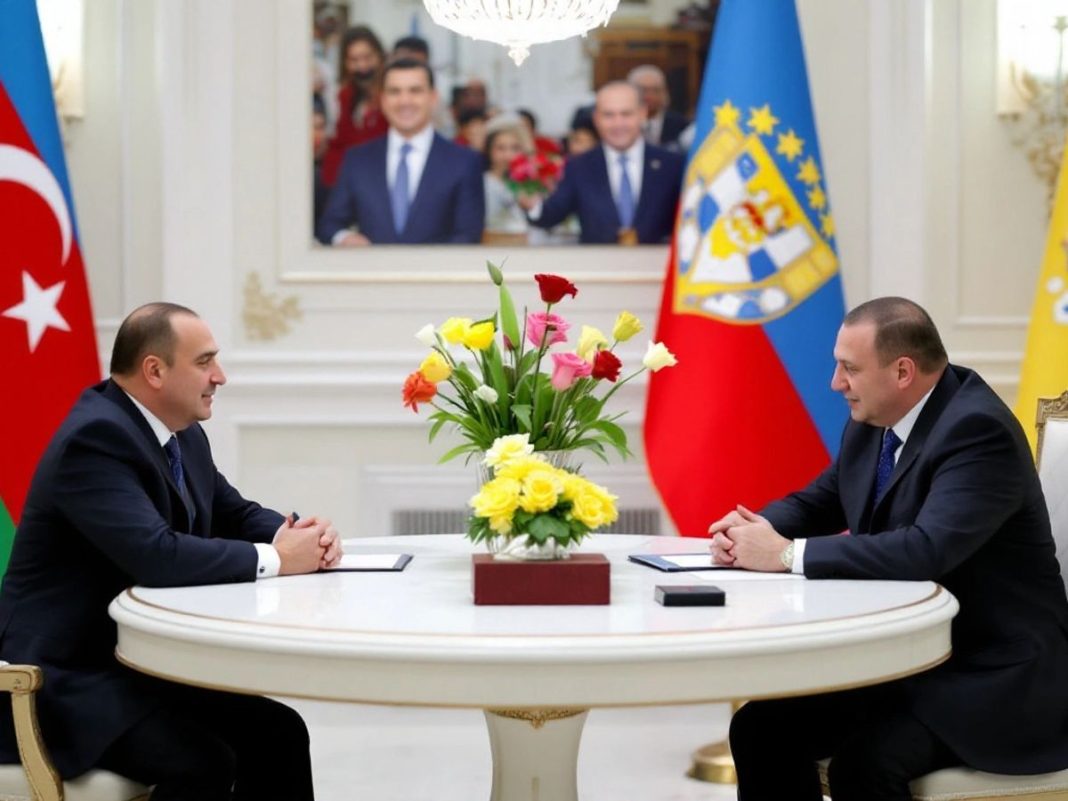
(472, 553), (611, 605)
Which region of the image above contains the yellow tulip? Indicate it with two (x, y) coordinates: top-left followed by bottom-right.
(576, 325), (609, 362)
(419, 351), (452, 382)
(440, 317), (472, 345)
(612, 311), (643, 342)
(463, 321), (496, 350)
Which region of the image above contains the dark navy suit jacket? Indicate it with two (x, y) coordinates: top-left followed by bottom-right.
(316, 132), (484, 244)
(763, 365), (1068, 774)
(531, 144), (684, 244)
(0, 380), (283, 777)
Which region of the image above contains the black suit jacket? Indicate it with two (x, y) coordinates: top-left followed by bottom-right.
(0, 380), (284, 777)
(656, 109), (690, 148)
(763, 365), (1068, 774)
(531, 144), (684, 244)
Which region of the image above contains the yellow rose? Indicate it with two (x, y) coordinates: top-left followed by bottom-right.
(576, 325), (609, 362)
(463, 320), (496, 350)
(484, 434), (534, 468)
(642, 341), (678, 372)
(471, 477), (520, 523)
(612, 311), (643, 342)
(418, 351), (452, 382)
(440, 317), (472, 345)
(519, 468), (563, 514)
(495, 454), (547, 482)
(566, 477), (619, 529)
(488, 514), (514, 535)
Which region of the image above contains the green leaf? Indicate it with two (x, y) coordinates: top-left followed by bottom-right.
(527, 514), (571, 545)
(511, 403), (532, 431)
(499, 284), (521, 352)
(591, 420), (628, 450)
(428, 416), (449, 442)
(485, 342), (510, 420)
(573, 396), (601, 425)
(452, 363), (480, 392)
(486, 260), (504, 286)
(438, 442), (480, 464)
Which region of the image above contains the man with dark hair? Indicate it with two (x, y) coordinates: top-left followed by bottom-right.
(391, 35), (429, 63)
(520, 81), (684, 244)
(0, 303), (341, 799)
(709, 297), (1068, 800)
(317, 58), (484, 245)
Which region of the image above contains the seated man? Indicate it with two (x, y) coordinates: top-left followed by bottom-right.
(316, 58), (484, 245)
(710, 297), (1068, 800)
(0, 302), (342, 800)
(521, 81), (684, 245)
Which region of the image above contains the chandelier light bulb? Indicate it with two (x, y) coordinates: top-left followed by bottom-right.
(423, 0), (621, 67)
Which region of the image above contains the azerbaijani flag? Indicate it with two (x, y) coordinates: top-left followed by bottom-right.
(644, 0), (847, 536)
(0, 0), (100, 576)
(1014, 133), (1068, 453)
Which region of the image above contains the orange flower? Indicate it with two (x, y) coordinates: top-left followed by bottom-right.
(402, 371), (437, 412)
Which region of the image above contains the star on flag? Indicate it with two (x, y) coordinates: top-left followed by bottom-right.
(2, 271), (70, 352)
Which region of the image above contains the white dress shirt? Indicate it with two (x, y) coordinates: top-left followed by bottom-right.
(790, 385), (936, 573)
(603, 139), (645, 212)
(387, 124), (434, 203)
(123, 391), (280, 579)
(643, 113), (664, 145)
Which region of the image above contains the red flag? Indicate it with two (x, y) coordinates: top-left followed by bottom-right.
(0, 2), (100, 575)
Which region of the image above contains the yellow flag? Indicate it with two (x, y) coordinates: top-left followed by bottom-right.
(1015, 139), (1068, 452)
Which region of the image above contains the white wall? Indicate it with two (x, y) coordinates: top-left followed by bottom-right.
(64, 0), (1049, 537)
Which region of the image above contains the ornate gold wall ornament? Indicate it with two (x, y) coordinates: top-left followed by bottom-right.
(243, 272), (302, 341)
(486, 708), (587, 729)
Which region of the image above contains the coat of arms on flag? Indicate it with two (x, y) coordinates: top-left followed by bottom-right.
(674, 100), (839, 324)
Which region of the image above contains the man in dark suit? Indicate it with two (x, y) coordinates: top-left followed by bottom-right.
(628, 65), (689, 149)
(316, 58), (484, 245)
(0, 303), (342, 799)
(522, 81), (684, 245)
(709, 297), (1068, 800)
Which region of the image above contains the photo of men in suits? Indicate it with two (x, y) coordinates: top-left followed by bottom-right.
(316, 58), (485, 246)
(521, 81), (685, 245)
(0, 303), (341, 799)
(709, 297), (1068, 800)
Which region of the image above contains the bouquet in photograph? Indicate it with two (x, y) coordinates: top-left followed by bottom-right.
(505, 152), (563, 195)
(400, 263), (678, 550)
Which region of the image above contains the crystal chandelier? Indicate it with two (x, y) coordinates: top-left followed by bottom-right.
(423, 0), (621, 66)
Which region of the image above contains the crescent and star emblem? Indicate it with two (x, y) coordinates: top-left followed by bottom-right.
(0, 143), (74, 351)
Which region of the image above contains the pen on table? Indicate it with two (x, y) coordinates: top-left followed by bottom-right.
(287, 511), (300, 526)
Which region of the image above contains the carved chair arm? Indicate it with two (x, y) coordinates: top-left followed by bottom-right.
(0, 662), (62, 801)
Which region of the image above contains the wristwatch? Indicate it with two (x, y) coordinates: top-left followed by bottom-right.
(779, 541), (795, 572)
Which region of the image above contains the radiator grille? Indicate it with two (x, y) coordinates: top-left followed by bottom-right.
(391, 508), (662, 537)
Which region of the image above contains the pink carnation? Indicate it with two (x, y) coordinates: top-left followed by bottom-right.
(551, 352), (593, 391)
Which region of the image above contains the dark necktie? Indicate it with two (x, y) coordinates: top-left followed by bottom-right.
(616, 152), (635, 228)
(392, 142), (413, 234)
(163, 435), (195, 526)
(874, 428), (903, 502)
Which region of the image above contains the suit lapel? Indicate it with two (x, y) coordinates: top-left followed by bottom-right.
(847, 426), (883, 533)
(870, 366), (961, 518)
(405, 135), (442, 237)
(102, 380), (195, 531)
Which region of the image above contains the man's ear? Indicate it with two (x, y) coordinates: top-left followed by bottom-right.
(142, 355), (164, 389)
(896, 356), (917, 388)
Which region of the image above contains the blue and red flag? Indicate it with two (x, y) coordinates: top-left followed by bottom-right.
(644, 0), (847, 536)
(0, 0), (100, 574)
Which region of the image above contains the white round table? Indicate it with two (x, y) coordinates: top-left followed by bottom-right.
(110, 534), (957, 801)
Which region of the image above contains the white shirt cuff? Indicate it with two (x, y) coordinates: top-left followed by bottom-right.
(331, 229), (352, 245)
(526, 200), (543, 221)
(254, 542), (281, 579)
(791, 538), (806, 574)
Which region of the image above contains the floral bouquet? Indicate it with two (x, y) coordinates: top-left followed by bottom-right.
(467, 433), (618, 555)
(506, 151), (563, 195)
(400, 263), (678, 551)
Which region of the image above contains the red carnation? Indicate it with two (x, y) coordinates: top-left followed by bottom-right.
(534, 273), (578, 304)
(591, 349), (622, 382)
(402, 370), (437, 412)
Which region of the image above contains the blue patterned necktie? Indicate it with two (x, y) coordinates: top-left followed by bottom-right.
(616, 152), (635, 228)
(392, 142), (413, 234)
(163, 436), (185, 491)
(874, 428), (903, 502)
